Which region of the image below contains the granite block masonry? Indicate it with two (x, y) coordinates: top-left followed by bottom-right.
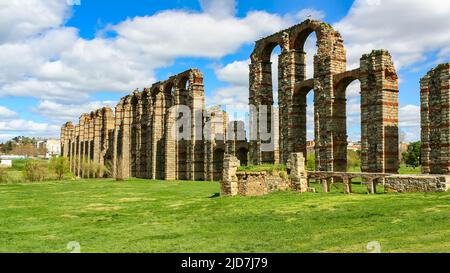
(421, 63), (450, 174)
(61, 69), (249, 181)
(249, 19), (399, 175)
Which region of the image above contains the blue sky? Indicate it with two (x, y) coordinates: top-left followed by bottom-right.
(0, 0), (449, 143)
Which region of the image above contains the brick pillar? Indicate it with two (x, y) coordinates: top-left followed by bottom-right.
(360, 50), (399, 173)
(190, 72), (205, 181)
(102, 108), (115, 176)
(141, 91), (152, 179)
(287, 51), (308, 161)
(164, 103), (177, 180)
(151, 91), (165, 180)
(122, 98), (132, 178)
(249, 60), (277, 165)
(112, 101), (123, 178)
(93, 111), (101, 166)
(280, 50), (306, 163)
(420, 63), (450, 174)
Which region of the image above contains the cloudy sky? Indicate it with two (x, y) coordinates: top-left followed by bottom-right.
(0, 0), (449, 142)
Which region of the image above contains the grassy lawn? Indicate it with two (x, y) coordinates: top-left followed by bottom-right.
(0, 179), (449, 253)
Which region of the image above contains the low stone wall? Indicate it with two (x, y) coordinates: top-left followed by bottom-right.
(235, 172), (290, 196)
(221, 153), (308, 197)
(385, 175), (450, 193)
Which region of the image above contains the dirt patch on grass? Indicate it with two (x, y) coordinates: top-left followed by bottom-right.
(85, 203), (122, 211)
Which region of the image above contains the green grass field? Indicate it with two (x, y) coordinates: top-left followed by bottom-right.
(0, 178), (449, 253)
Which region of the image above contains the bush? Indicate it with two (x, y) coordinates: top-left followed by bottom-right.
(347, 150), (361, 171)
(402, 141), (421, 168)
(237, 164), (286, 173)
(23, 160), (48, 182)
(0, 168), (9, 183)
(50, 157), (70, 180)
(307, 152), (315, 171)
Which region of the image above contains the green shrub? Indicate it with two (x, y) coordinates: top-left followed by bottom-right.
(23, 160), (48, 182)
(50, 157), (70, 180)
(0, 168), (9, 183)
(11, 159), (28, 171)
(279, 170), (288, 180)
(347, 150), (361, 171)
(238, 164), (286, 173)
(307, 152), (315, 171)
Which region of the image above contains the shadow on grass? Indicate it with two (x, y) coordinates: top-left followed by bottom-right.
(209, 193), (220, 198)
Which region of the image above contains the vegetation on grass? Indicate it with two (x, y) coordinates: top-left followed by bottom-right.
(237, 164), (286, 173)
(23, 160), (48, 182)
(402, 141), (421, 168)
(0, 157), (76, 183)
(0, 167), (8, 183)
(0, 179), (449, 253)
(50, 157), (70, 180)
(307, 152), (315, 171)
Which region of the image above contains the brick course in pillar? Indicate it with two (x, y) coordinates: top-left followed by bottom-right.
(421, 63), (450, 174)
(249, 20), (399, 174)
(61, 108), (114, 178)
(61, 68), (235, 181)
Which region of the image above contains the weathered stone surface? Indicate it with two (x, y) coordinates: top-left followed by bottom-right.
(61, 108), (114, 177)
(220, 155), (240, 196)
(287, 152), (308, 192)
(249, 20), (399, 174)
(62, 69), (239, 181)
(421, 63), (450, 174)
(385, 175), (450, 193)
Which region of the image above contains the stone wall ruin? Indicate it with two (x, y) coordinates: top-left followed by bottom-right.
(61, 69), (249, 181)
(421, 63), (450, 174)
(249, 20), (399, 174)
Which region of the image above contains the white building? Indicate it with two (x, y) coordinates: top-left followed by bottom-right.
(36, 139), (61, 158)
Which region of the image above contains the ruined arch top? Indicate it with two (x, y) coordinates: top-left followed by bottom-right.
(250, 19), (344, 62)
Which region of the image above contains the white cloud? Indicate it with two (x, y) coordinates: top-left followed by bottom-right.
(215, 59), (249, 86)
(0, 6), (314, 102)
(0, 106), (18, 118)
(399, 104), (421, 142)
(34, 100), (117, 123)
(334, 0), (450, 69)
(0, 119), (60, 134)
(0, 0), (70, 44)
(199, 0), (236, 19)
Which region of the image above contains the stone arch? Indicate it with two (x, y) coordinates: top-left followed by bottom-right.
(213, 147), (225, 181)
(249, 20), (347, 165)
(332, 70), (361, 173)
(291, 80), (314, 160)
(236, 146), (248, 166)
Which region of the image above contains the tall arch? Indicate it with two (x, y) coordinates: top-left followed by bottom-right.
(332, 71), (360, 173)
(249, 20), (347, 167)
(175, 76), (190, 180)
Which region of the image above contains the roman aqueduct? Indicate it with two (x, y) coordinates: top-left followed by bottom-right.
(61, 20), (450, 193)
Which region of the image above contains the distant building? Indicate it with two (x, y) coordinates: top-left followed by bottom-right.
(0, 159), (12, 168)
(347, 141), (361, 151)
(306, 141), (315, 154)
(36, 139), (61, 158)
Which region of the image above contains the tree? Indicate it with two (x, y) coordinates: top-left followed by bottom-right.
(402, 141), (421, 168)
(50, 157), (70, 180)
(306, 152), (315, 171)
